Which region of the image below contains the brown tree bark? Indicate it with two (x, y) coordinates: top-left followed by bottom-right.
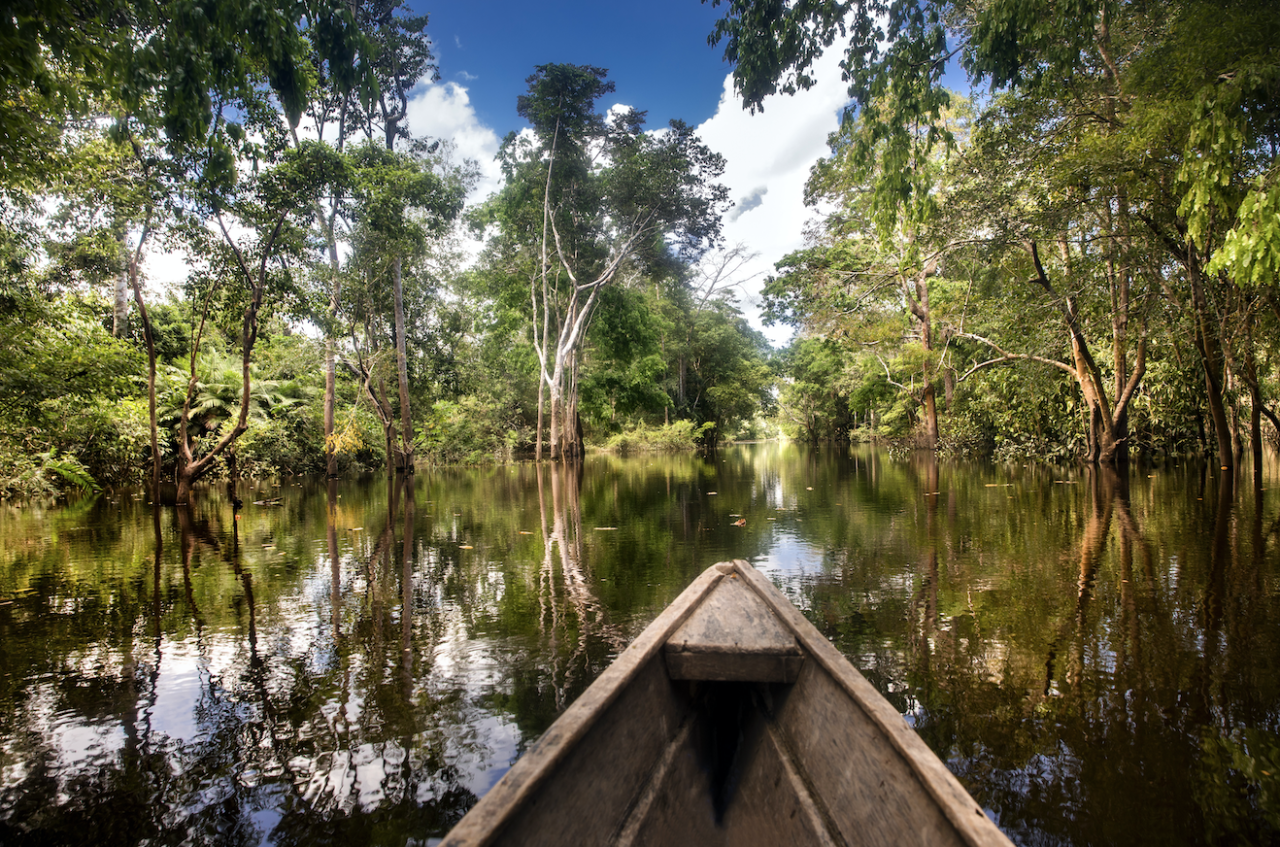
(391, 255), (414, 473)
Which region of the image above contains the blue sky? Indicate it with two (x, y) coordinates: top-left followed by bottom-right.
(389, 1), (863, 344)
(419, 0), (735, 138)
(148, 3), (867, 344)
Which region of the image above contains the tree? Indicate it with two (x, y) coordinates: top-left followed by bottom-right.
(765, 99), (975, 449)
(480, 63), (730, 460)
(341, 141), (468, 472)
(343, 0), (440, 474)
(709, 0), (1280, 464)
(170, 141), (343, 504)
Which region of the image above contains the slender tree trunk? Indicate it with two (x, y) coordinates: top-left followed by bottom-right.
(908, 258), (938, 449)
(378, 373), (398, 475)
(548, 384), (562, 461)
(324, 240), (341, 478)
(536, 377), (546, 461)
(921, 384), (939, 448)
(1187, 255), (1233, 467)
(126, 229), (160, 496)
(392, 255), (414, 473)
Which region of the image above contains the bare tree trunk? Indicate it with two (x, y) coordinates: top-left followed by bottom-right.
(324, 240), (340, 478)
(548, 382), (562, 462)
(536, 377), (546, 461)
(921, 384), (939, 448)
(907, 257), (938, 449)
(392, 255), (414, 473)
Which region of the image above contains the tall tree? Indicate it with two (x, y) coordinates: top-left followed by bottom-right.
(172, 141), (344, 504)
(709, 0), (1279, 464)
(481, 63), (729, 460)
(345, 0), (439, 474)
(341, 141), (468, 472)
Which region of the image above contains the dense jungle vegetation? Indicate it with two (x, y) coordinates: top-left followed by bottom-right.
(1, 0), (1277, 498)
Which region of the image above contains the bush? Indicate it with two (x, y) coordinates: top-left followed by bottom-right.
(0, 447), (99, 498)
(237, 412), (326, 477)
(421, 397), (528, 464)
(599, 420), (706, 453)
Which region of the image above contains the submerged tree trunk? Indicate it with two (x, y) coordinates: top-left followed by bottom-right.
(907, 258), (939, 450)
(176, 214), (280, 504)
(125, 226), (159, 496)
(1187, 253), (1233, 468)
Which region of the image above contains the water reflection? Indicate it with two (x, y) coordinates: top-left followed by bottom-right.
(1, 445), (1278, 846)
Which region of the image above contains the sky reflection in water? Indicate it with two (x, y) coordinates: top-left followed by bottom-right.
(1, 444), (1279, 846)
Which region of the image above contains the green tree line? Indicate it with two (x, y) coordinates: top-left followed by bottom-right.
(0, 2), (774, 498)
(7, 0), (1275, 499)
(713, 0), (1280, 469)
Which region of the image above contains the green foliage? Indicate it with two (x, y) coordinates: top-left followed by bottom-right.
(420, 397), (528, 465)
(0, 0), (368, 190)
(0, 291), (150, 494)
(957, 363), (1086, 463)
(0, 449), (98, 499)
(1209, 176), (1280, 286)
(600, 421), (707, 453)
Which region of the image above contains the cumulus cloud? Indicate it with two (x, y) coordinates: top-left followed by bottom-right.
(694, 49), (851, 345)
(405, 81), (503, 204)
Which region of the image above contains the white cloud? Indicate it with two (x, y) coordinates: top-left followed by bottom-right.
(694, 49), (851, 346)
(405, 81), (504, 204)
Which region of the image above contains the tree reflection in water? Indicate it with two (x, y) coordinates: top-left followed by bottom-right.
(1, 446), (1279, 845)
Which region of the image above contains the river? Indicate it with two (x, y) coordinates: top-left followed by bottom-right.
(1, 444), (1278, 845)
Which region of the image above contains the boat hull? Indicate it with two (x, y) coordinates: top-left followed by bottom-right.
(441, 560), (1011, 847)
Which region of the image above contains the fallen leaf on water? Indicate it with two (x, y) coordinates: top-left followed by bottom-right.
(518, 530), (533, 535)
(732, 519), (746, 527)
(459, 545), (473, 550)
(594, 526), (618, 531)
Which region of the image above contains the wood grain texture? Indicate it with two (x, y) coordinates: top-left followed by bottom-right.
(735, 561), (1014, 847)
(665, 573), (804, 683)
(440, 565), (726, 846)
(440, 560), (1014, 847)
(720, 696), (843, 846)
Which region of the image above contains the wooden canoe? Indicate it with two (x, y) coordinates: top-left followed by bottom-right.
(441, 560), (1013, 847)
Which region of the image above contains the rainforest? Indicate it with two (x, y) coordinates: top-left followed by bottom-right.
(1, 0), (1277, 497)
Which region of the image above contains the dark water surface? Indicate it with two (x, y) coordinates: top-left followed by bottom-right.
(2, 445), (1279, 845)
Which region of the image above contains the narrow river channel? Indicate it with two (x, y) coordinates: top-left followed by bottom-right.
(2, 444), (1278, 845)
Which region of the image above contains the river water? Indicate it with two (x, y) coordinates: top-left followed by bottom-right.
(1, 444), (1278, 845)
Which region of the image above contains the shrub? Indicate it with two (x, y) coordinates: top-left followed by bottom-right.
(421, 397), (528, 464)
(599, 420), (705, 453)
